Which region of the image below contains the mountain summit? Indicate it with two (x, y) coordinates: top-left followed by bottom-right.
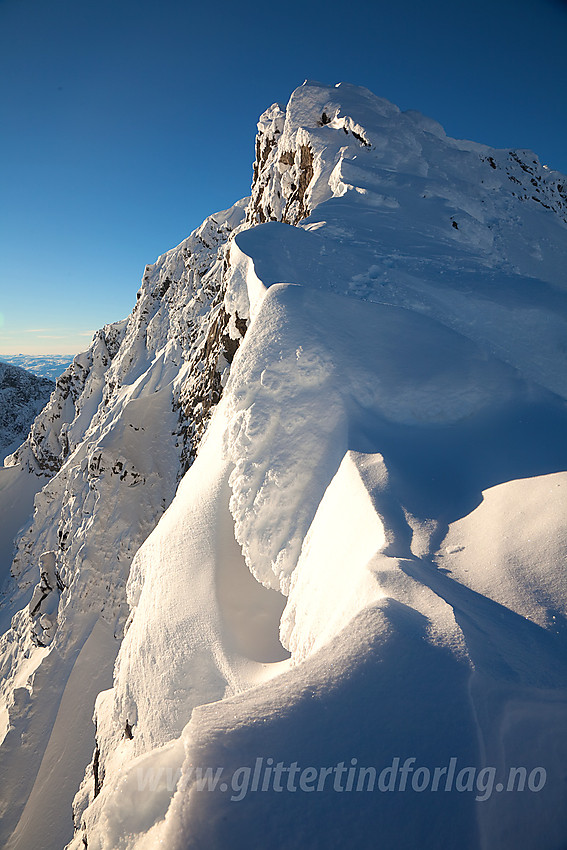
(1, 81), (567, 850)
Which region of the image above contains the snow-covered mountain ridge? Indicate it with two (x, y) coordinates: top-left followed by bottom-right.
(1, 81), (566, 850)
(249, 82), (567, 233)
(0, 355), (75, 381)
(0, 362), (53, 463)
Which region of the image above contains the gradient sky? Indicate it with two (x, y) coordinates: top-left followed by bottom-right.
(1, 0), (566, 354)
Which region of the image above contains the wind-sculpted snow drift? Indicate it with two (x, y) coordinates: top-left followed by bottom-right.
(1, 81), (567, 849)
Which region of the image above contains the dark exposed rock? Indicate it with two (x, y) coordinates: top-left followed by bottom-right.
(282, 143), (314, 223)
(351, 129), (370, 147)
(248, 106), (316, 227)
(93, 746), (102, 798)
(279, 150), (295, 166)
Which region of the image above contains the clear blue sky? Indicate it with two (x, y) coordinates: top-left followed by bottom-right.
(1, 0), (566, 354)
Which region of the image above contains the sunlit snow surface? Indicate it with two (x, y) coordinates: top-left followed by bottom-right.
(2, 82), (567, 849)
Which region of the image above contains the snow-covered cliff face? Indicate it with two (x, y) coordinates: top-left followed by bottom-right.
(0, 199), (247, 849)
(0, 363), (53, 463)
(1, 81), (567, 850)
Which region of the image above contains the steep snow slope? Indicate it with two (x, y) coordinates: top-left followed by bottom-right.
(0, 362), (54, 462)
(67, 82), (567, 850)
(0, 201), (247, 849)
(77, 287), (567, 850)
(2, 81), (567, 850)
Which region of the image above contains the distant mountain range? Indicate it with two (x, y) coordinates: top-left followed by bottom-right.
(0, 361), (54, 462)
(0, 354), (75, 380)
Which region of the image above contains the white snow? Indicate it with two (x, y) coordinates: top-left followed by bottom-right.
(1, 80), (567, 850)
(6, 621), (116, 850)
(438, 472), (567, 630)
